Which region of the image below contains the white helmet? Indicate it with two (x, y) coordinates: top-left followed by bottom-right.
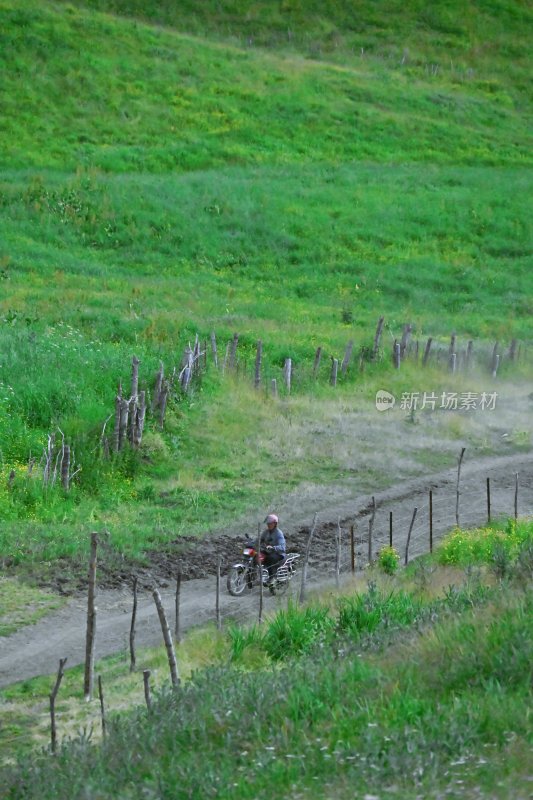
(265, 513), (278, 524)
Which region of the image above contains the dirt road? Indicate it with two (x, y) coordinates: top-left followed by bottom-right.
(0, 451), (531, 689)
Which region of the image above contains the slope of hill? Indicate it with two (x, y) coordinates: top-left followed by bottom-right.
(0, 0), (531, 572)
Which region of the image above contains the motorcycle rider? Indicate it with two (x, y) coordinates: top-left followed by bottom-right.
(261, 513), (286, 585)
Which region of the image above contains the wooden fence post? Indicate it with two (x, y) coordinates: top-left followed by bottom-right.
(450, 353), (457, 373)
(487, 477), (491, 523)
(422, 337), (433, 366)
(97, 675), (106, 739)
(455, 448), (466, 526)
(491, 341), (499, 374)
(175, 565), (182, 644)
(466, 340), (473, 370)
(49, 657), (67, 754)
(335, 519), (341, 589)
(515, 472), (519, 521)
(350, 524), (355, 574)
(153, 588), (180, 687)
(271, 378), (278, 398)
(229, 333), (239, 371)
(312, 347), (322, 378)
(449, 332), (456, 358)
(283, 358), (292, 394)
(492, 354), (500, 379)
(404, 507), (418, 566)
(112, 384), (122, 454)
(372, 316), (384, 360)
(400, 324), (412, 358)
(299, 513), (318, 605)
(129, 575), (138, 672)
(330, 358), (338, 387)
(254, 341), (262, 389)
(341, 340), (354, 375)
(151, 362), (164, 413)
(84, 532), (98, 701)
(393, 341), (401, 370)
(509, 339), (518, 362)
(143, 670), (152, 711)
(368, 497), (376, 564)
(389, 511), (393, 548)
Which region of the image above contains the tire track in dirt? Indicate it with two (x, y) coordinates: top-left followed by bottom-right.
(0, 451), (531, 688)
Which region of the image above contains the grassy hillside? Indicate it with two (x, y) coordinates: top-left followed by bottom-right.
(62, 0), (533, 100)
(0, 0), (531, 569)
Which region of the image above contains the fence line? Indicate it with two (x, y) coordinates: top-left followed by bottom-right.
(34, 463), (530, 752)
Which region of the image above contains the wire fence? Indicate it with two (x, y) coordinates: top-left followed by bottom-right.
(4, 465), (530, 755)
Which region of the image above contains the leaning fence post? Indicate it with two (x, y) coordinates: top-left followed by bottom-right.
(216, 556), (222, 630)
(350, 524), (355, 574)
(455, 447), (466, 526)
(49, 657), (67, 754)
(389, 511), (393, 549)
(97, 675), (107, 739)
(422, 337), (433, 366)
(299, 513), (318, 604)
(372, 316), (384, 360)
(487, 477), (491, 523)
(404, 507), (418, 566)
(152, 588), (180, 687)
(143, 670), (152, 711)
(429, 490), (433, 553)
(514, 472), (519, 521)
(84, 532), (98, 701)
(129, 575), (138, 672)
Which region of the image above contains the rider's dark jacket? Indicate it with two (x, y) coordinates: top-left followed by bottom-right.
(262, 526), (286, 555)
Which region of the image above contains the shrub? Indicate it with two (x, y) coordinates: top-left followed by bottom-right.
(377, 546), (400, 575)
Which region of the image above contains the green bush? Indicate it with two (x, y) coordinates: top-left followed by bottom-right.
(376, 545), (400, 575)
(437, 519), (533, 568)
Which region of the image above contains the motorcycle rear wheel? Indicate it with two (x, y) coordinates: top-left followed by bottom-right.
(227, 566), (249, 596)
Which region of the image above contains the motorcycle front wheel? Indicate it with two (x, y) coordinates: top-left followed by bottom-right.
(227, 565), (249, 596)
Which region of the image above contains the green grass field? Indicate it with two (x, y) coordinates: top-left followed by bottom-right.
(0, 0), (532, 569)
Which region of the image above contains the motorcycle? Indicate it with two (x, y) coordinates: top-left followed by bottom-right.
(226, 540), (300, 597)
